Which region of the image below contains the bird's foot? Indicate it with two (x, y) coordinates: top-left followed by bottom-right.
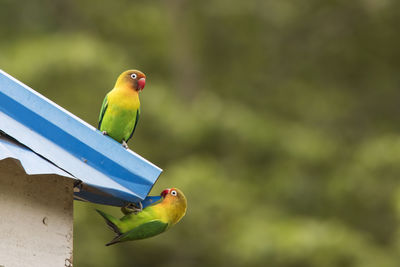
(122, 140), (129, 149)
(121, 202), (143, 214)
(102, 131), (108, 135)
(73, 179), (83, 193)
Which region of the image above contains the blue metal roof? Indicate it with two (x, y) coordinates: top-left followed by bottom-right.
(0, 70), (162, 207)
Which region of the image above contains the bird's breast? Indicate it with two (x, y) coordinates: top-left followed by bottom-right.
(108, 88), (140, 110)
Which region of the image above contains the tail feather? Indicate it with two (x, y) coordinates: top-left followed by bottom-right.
(105, 235), (123, 246)
(96, 209), (122, 236)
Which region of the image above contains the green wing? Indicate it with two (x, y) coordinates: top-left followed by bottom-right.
(106, 220), (168, 246)
(126, 108), (140, 142)
(98, 94), (109, 129)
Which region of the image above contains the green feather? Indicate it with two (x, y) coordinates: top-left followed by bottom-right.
(97, 206), (169, 246)
(127, 108), (140, 141)
(106, 220), (168, 246)
(98, 94), (109, 129)
(96, 209), (121, 234)
(98, 91), (140, 143)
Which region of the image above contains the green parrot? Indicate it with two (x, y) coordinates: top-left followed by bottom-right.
(98, 70), (146, 148)
(97, 188), (187, 246)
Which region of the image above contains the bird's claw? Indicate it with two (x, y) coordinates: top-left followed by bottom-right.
(122, 140), (129, 149)
(102, 131), (108, 135)
(121, 202), (143, 214)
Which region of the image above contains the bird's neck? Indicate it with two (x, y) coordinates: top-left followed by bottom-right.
(109, 85), (140, 109)
(114, 84), (139, 97)
(155, 200), (186, 226)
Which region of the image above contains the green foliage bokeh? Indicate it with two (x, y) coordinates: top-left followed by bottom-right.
(2, 0), (400, 266)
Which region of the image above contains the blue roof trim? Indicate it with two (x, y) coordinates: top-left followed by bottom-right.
(0, 70), (162, 204)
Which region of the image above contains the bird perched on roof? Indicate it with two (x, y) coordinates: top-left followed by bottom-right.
(98, 70), (146, 148)
(97, 188), (187, 246)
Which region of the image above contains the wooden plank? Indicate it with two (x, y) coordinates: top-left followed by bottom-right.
(0, 158), (73, 267)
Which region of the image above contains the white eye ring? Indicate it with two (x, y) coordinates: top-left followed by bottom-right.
(171, 190), (177, 196)
(131, 73), (137, 79)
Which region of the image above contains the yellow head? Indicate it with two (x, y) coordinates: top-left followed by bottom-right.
(115, 70), (146, 92)
(160, 188), (187, 225)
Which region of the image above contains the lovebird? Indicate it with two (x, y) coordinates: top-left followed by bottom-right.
(98, 70), (146, 148)
(97, 188), (187, 246)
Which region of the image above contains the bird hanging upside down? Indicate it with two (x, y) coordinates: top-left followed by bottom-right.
(96, 188), (187, 246)
(98, 70), (146, 149)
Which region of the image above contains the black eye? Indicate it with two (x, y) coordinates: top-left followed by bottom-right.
(131, 73), (137, 79)
(171, 190), (177, 196)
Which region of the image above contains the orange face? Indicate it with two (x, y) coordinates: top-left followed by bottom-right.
(161, 188), (178, 198)
(160, 188), (186, 204)
(120, 70), (146, 91)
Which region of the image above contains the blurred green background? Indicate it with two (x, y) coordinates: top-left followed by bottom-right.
(2, 0), (400, 266)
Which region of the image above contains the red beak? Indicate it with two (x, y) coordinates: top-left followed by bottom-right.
(137, 78), (146, 91)
(161, 189), (170, 198)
